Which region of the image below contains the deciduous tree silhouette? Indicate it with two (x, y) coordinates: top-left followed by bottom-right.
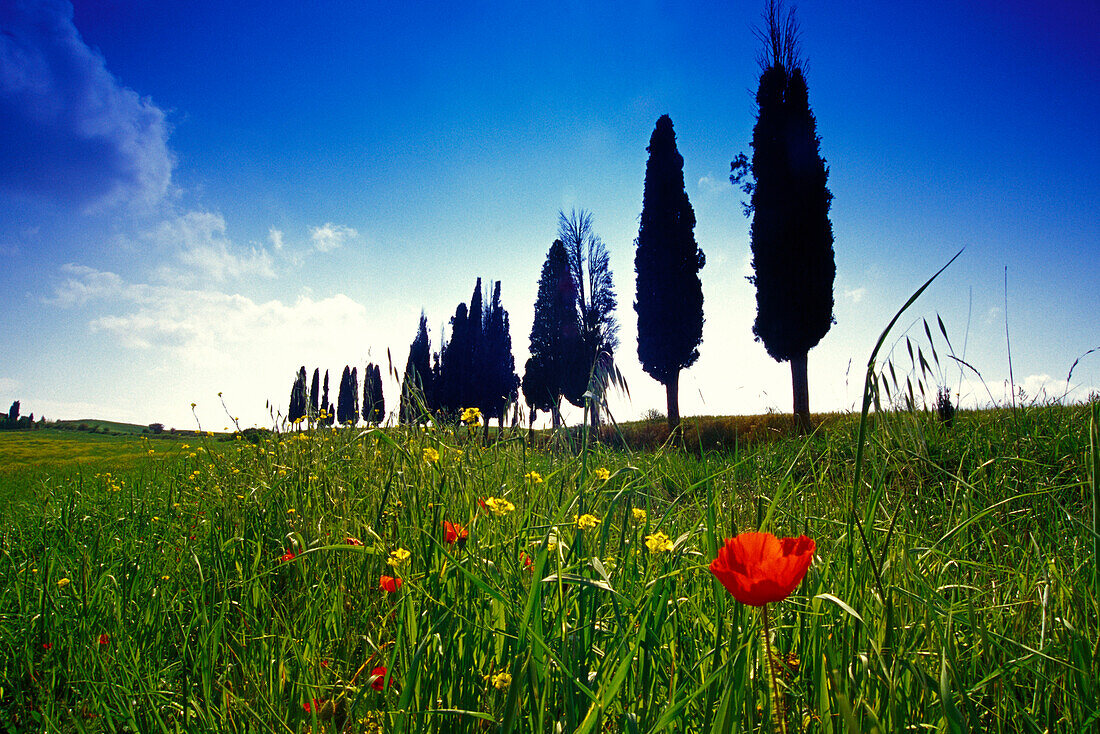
(634, 115), (705, 430)
(732, 0), (835, 425)
(559, 208), (619, 426)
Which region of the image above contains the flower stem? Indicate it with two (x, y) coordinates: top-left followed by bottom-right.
(762, 603), (787, 734)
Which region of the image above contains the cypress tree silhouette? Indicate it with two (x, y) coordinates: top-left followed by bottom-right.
(336, 365), (352, 426)
(400, 312), (434, 424)
(439, 302), (470, 418)
(524, 239), (581, 428)
(288, 366), (307, 425)
(559, 209), (619, 426)
(732, 0), (835, 424)
(634, 115), (705, 430)
(363, 363), (385, 425)
(321, 370), (334, 426)
(309, 368), (320, 422)
(483, 281), (520, 431)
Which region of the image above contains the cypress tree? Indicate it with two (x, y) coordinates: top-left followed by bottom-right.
(288, 367), (307, 424)
(634, 115), (705, 430)
(483, 281), (520, 431)
(438, 302), (470, 418)
(401, 312), (435, 424)
(336, 365), (352, 425)
(309, 368), (320, 422)
(364, 363), (385, 425)
(732, 0), (835, 424)
(350, 366), (360, 425)
(320, 370), (333, 426)
(524, 239), (581, 427)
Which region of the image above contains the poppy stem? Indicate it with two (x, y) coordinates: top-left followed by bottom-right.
(762, 603), (787, 734)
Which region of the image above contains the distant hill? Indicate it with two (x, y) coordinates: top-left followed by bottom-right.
(53, 419), (154, 436)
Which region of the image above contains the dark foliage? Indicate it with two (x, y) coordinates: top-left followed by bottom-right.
(482, 281), (520, 425)
(288, 367), (308, 424)
(732, 1), (834, 420)
(524, 239), (582, 426)
(400, 312), (435, 424)
(559, 209), (619, 422)
(363, 363), (385, 425)
(634, 115), (705, 428)
(309, 368), (320, 421)
(336, 365), (358, 426)
(320, 370), (334, 426)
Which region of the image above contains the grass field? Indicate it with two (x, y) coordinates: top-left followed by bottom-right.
(1, 401), (1097, 733)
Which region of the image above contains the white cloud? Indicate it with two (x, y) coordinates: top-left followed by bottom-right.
(47, 263), (126, 306)
(0, 0), (173, 210)
(310, 222), (357, 252)
(146, 211), (274, 282)
(269, 227), (285, 250)
(697, 175), (728, 195)
(844, 287), (867, 303)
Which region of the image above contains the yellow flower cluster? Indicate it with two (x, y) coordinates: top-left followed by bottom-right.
(423, 447), (440, 464)
(593, 467), (610, 481)
(524, 470), (543, 484)
(387, 547), (411, 568)
(491, 671), (512, 690)
(645, 531), (673, 554)
(461, 407), (482, 426)
(574, 514), (600, 530)
(632, 508), (647, 524)
(485, 497), (516, 516)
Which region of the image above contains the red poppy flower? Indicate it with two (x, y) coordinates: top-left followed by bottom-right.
(98, 633), (110, 646)
(279, 551), (296, 563)
(709, 532), (815, 607)
(42, 642), (53, 651)
(370, 665), (391, 692)
(303, 698), (325, 713)
(521, 553), (533, 570)
(443, 520), (468, 545)
(345, 536), (363, 546)
(379, 575), (402, 593)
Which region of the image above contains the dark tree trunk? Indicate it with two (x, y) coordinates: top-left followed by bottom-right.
(791, 352), (810, 429)
(665, 370), (681, 431)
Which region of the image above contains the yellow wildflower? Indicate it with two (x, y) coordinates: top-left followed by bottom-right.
(388, 548), (411, 568)
(645, 531), (673, 553)
(423, 447), (440, 464)
(57, 578), (71, 588)
(524, 470), (543, 484)
(287, 508), (296, 514)
(574, 514), (600, 531)
(485, 497), (516, 516)
(593, 467), (610, 481)
(632, 508), (647, 524)
(461, 407), (482, 426)
(491, 671), (512, 690)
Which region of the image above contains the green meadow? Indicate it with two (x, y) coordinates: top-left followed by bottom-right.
(1, 399), (1097, 733)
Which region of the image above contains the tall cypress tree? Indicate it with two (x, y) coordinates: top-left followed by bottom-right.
(524, 239), (581, 427)
(732, 0), (835, 424)
(349, 366), (360, 425)
(288, 366), (308, 424)
(320, 370), (332, 425)
(364, 362), (385, 425)
(336, 365), (352, 425)
(634, 115), (705, 430)
(400, 312), (435, 424)
(438, 302), (469, 418)
(483, 281), (520, 431)
(309, 368), (320, 422)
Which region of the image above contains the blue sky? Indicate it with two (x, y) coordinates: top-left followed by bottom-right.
(1, 0), (1097, 430)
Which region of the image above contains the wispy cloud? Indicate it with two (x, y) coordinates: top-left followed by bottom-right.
(268, 227), (285, 250)
(310, 223), (357, 252)
(843, 287), (867, 303)
(0, 0), (173, 210)
(146, 211), (274, 283)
